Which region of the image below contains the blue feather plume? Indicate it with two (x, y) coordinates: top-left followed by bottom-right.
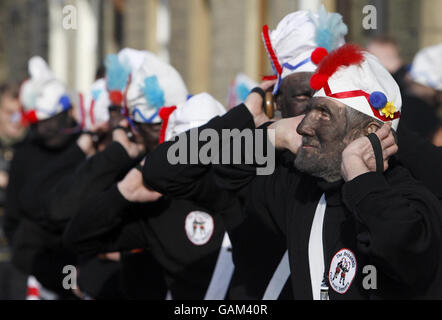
(236, 83), (251, 102)
(141, 76), (165, 108)
(104, 54), (131, 91)
(311, 5), (348, 52)
(91, 88), (103, 102)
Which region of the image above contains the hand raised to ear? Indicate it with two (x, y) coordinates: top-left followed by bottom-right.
(341, 123), (398, 181)
(112, 119), (145, 158)
(244, 80), (277, 127)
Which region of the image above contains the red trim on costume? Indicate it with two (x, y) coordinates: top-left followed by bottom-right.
(109, 90), (123, 106)
(78, 93), (86, 129)
(18, 77), (36, 126)
(89, 99), (95, 126)
(26, 287), (40, 298)
(22, 109), (39, 124)
(262, 75), (278, 81)
(158, 106), (177, 144)
(323, 83), (401, 121)
(262, 25), (282, 75)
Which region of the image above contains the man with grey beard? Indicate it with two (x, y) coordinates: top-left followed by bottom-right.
(140, 44), (442, 299)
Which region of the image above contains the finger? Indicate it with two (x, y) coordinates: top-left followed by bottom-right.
(381, 134), (395, 149)
(97, 121), (110, 132)
(375, 123), (391, 140)
(137, 143), (146, 153)
(383, 161), (389, 172)
(151, 191), (163, 199)
(118, 119), (129, 128)
(91, 121), (108, 133)
(113, 127), (127, 137)
(259, 80), (277, 92)
(112, 128), (130, 144)
(383, 144), (398, 159)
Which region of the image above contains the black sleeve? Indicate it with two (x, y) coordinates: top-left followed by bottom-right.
(397, 124), (442, 199)
(63, 184), (149, 255)
(4, 147), (30, 243)
(342, 169), (442, 290)
(45, 142), (134, 231)
(142, 104), (255, 210)
(18, 144), (86, 226)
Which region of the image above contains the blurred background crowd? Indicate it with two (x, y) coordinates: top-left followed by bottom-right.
(0, 0), (441, 299)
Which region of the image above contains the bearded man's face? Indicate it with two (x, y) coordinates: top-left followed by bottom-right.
(276, 72), (315, 118)
(294, 97), (362, 182)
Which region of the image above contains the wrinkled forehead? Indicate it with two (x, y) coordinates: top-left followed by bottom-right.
(309, 96), (347, 112)
(280, 72), (314, 90)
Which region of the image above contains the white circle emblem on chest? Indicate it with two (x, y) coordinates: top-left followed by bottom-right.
(184, 211), (214, 246)
(328, 248), (357, 294)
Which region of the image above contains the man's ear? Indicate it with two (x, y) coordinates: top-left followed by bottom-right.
(274, 93), (282, 111)
(365, 121), (381, 135)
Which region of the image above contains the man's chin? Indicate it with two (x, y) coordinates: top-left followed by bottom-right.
(296, 147), (317, 162)
(294, 154), (316, 173)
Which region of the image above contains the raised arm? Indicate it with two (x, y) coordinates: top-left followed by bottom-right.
(63, 184), (161, 255)
(341, 125), (442, 293)
(45, 129), (143, 232)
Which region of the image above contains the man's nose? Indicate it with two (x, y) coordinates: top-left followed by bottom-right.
(296, 115), (315, 136)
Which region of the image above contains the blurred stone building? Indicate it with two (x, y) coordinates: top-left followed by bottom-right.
(1, 0), (442, 104)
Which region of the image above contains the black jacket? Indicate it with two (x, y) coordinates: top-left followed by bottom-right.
(4, 135), (81, 297)
(61, 142), (226, 299)
(143, 104), (442, 299)
(142, 106), (297, 300)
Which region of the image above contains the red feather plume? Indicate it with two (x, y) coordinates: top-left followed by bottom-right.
(310, 44), (364, 90)
(316, 44), (364, 77)
(158, 106), (177, 144)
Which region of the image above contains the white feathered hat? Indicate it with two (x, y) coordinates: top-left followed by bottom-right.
(77, 78), (110, 131)
(126, 51), (188, 124)
(311, 44), (402, 130)
(159, 92), (226, 143)
(262, 6), (347, 93)
(409, 42), (442, 91)
(104, 48), (149, 108)
(20, 56), (71, 123)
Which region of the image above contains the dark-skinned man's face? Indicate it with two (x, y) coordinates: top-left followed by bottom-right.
(133, 121), (161, 153)
(108, 105), (161, 152)
(108, 105), (126, 128)
(33, 110), (77, 149)
(294, 97), (363, 182)
(276, 72), (315, 118)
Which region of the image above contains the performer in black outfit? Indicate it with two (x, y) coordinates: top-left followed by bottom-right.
(137, 45), (442, 299)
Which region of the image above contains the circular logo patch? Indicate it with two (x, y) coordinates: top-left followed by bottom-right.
(184, 211), (214, 246)
(328, 248), (357, 294)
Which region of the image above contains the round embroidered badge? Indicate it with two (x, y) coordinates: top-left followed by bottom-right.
(328, 248), (357, 294)
(184, 211), (214, 246)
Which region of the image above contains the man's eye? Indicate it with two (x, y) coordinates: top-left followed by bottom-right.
(294, 95), (310, 101)
(321, 110), (330, 120)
